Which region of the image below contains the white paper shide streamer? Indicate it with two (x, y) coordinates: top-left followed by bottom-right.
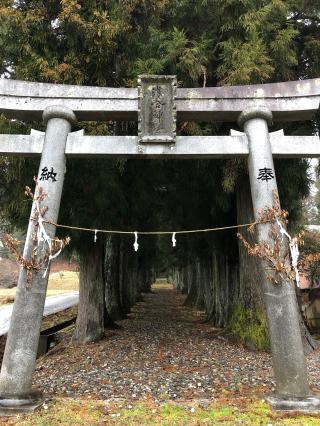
(172, 232), (176, 247)
(35, 199), (63, 277)
(133, 231), (139, 252)
(276, 218), (300, 287)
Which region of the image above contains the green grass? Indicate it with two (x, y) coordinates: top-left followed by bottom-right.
(48, 271), (79, 292)
(152, 280), (173, 290)
(0, 271), (79, 305)
(7, 397), (320, 426)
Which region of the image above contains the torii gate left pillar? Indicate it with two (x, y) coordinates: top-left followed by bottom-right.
(0, 106), (76, 414)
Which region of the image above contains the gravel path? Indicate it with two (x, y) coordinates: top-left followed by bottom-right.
(34, 286), (320, 402)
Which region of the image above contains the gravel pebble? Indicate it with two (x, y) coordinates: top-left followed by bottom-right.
(33, 287), (320, 401)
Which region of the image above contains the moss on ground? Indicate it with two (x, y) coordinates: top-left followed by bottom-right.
(228, 304), (270, 350)
(5, 397), (320, 425)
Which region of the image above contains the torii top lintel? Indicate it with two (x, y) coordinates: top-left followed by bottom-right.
(0, 77), (319, 122)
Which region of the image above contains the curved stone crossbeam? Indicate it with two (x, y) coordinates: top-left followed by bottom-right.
(0, 78), (319, 122)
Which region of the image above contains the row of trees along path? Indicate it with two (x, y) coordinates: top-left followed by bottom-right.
(33, 281), (320, 402)
(0, 0), (319, 353)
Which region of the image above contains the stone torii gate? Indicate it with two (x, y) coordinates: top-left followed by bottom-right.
(0, 76), (320, 414)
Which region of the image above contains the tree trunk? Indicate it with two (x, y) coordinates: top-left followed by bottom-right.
(205, 252), (239, 327)
(295, 286), (319, 354)
(73, 244), (105, 343)
(119, 238), (131, 314)
(171, 266), (187, 293)
(236, 175), (318, 352)
(105, 235), (127, 320)
(183, 264), (198, 306)
(299, 313), (319, 353)
(101, 240), (117, 328)
(236, 176), (265, 311)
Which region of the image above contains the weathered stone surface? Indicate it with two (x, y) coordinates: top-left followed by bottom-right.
(0, 389), (43, 415)
(1, 134), (319, 158)
(266, 395), (320, 412)
(239, 106), (310, 398)
(0, 106), (76, 410)
(0, 77), (319, 122)
(138, 75), (176, 143)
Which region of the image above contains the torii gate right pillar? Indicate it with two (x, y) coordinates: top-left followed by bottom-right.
(239, 106), (320, 411)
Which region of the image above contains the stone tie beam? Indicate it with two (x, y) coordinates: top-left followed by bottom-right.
(239, 106), (320, 411)
(0, 106), (76, 414)
(1, 132), (320, 158)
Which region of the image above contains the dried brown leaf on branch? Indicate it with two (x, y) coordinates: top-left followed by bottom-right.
(237, 191), (296, 285)
(1, 180), (70, 287)
(299, 253), (320, 275)
(257, 190), (288, 227)
(237, 189), (318, 286)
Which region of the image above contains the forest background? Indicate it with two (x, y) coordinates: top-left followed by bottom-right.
(0, 0), (319, 347)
